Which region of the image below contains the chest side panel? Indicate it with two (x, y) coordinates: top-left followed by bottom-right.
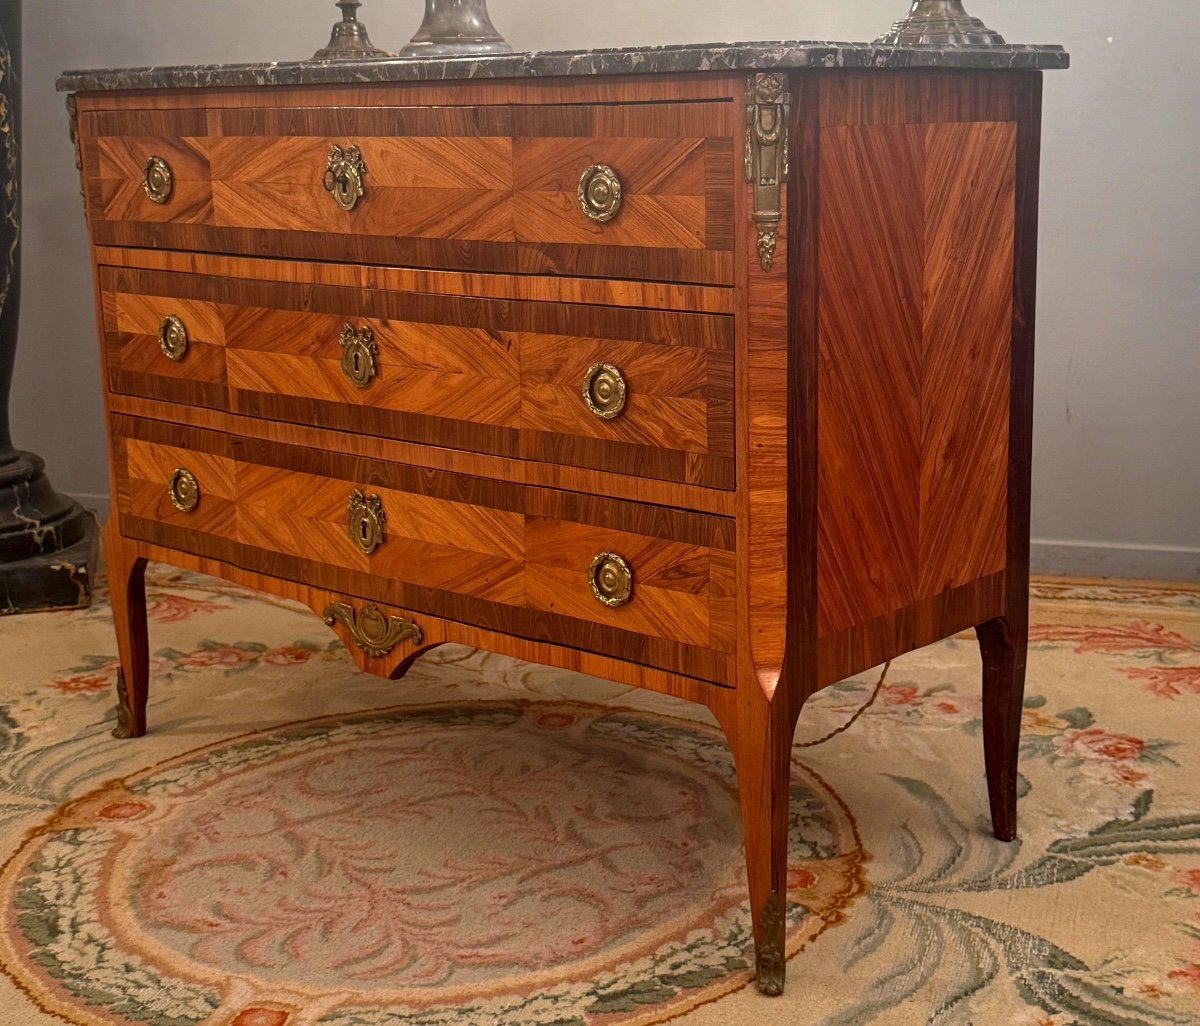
(815, 72), (1026, 680)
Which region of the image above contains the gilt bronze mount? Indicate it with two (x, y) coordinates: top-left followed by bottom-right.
(167, 468), (199, 513)
(581, 363), (627, 421)
(755, 890), (786, 996)
(141, 155), (173, 204)
(158, 314), (188, 362)
(346, 489), (386, 555)
(323, 601), (423, 657)
(588, 552), (633, 609)
(323, 144), (366, 212)
(578, 164), (623, 224)
(744, 73), (789, 272)
(338, 323), (378, 387)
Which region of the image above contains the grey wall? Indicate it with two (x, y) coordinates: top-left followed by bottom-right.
(16, 0), (1200, 580)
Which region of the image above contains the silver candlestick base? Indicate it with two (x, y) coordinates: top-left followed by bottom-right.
(875, 0), (1006, 46)
(401, 0), (513, 57)
(313, 0), (395, 61)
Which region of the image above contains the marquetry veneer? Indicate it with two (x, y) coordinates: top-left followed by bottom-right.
(100, 263), (735, 488)
(84, 97), (734, 284)
(70, 67), (1046, 997)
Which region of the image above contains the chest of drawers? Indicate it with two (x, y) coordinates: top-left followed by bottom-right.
(62, 44), (1065, 995)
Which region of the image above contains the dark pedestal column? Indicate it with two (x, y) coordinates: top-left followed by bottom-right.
(0, 1), (99, 615)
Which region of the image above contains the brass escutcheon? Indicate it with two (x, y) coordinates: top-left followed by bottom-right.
(158, 314), (189, 362)
(581, 362), (627, 420)
(167, 467), (199, 513)
(346, 489), (386, 555)
(588, 552), (633, 608)
(339, 324), (378, 388)
(323, 144), (366, 212)
(578, 163), (623, 223)
(322, 601), (423, 658)
(142, 155), (173, 204)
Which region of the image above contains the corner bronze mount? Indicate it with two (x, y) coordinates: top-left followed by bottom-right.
(323, 601), (422, 657)
(755, 889), (786, 996)
(745, 73), (789, 273)
(65, 94), (84, 199)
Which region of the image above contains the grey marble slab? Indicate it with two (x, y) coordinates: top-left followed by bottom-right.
(57, 40), (1068, 93)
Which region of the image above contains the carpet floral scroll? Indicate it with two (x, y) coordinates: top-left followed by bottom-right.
(0, 569), (1197, 1025)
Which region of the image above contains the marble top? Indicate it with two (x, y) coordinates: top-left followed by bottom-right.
(57, 40), (1069, 93)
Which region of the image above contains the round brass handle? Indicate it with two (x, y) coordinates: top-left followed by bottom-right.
(158, 314), (189, 362)
(581, 362), (628, 420)
(346, 489), (386, 556)
(167, 467), (200, 513)
(588, 552), (633, 608)
(578, 164), (623, 223)
(142, 155), (173, 204)
(339, 324), (378, 388)
(323, 143), (366, 212)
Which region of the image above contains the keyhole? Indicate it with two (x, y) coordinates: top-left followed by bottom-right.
(360, 519), (370, 544)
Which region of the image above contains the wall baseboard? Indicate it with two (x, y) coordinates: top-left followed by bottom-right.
(1032, 539), (1200, 583)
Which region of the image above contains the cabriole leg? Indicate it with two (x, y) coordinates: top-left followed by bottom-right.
(104, 521), (149, 739)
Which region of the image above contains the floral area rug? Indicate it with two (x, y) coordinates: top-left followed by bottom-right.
(0, 567), (1198, 1026)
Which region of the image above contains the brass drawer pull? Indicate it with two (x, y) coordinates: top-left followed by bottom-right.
(323, 601), (422, 657)
(167, 467), (199, 513)
(142, 155), (173, 204)
(158, 314), (189, 362)
(323, 144), (366, 212)
(339, 324), (378, 388)
(578, 163), (623, 223)
(581, 362), (627, 420)
(347, 489), (386, 555)
(588, 552), (633, 608)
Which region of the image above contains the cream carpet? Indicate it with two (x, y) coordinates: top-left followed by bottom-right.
(1, 566), (1198, 1026)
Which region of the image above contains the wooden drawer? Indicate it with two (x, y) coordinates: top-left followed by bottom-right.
(100, 265), (735, 489)
(81, 100), (734, 284)
(112, 415), (736, 684)
(510, 103), (734, 262)
(86, 105), (512, 238)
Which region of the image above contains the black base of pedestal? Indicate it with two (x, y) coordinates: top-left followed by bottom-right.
(0, 448), (101, 614)
(0, 508), (99, 614)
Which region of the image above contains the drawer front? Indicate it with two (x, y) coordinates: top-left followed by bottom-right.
(113, 416), (736, 683)
(210, 107), (513, 242)
(88, 110), (214, 224)
(82, 99), (734, 284)
(86, 106), (513, 240)
(100, 266), (735, 490)
(510, 103), (734, 272)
